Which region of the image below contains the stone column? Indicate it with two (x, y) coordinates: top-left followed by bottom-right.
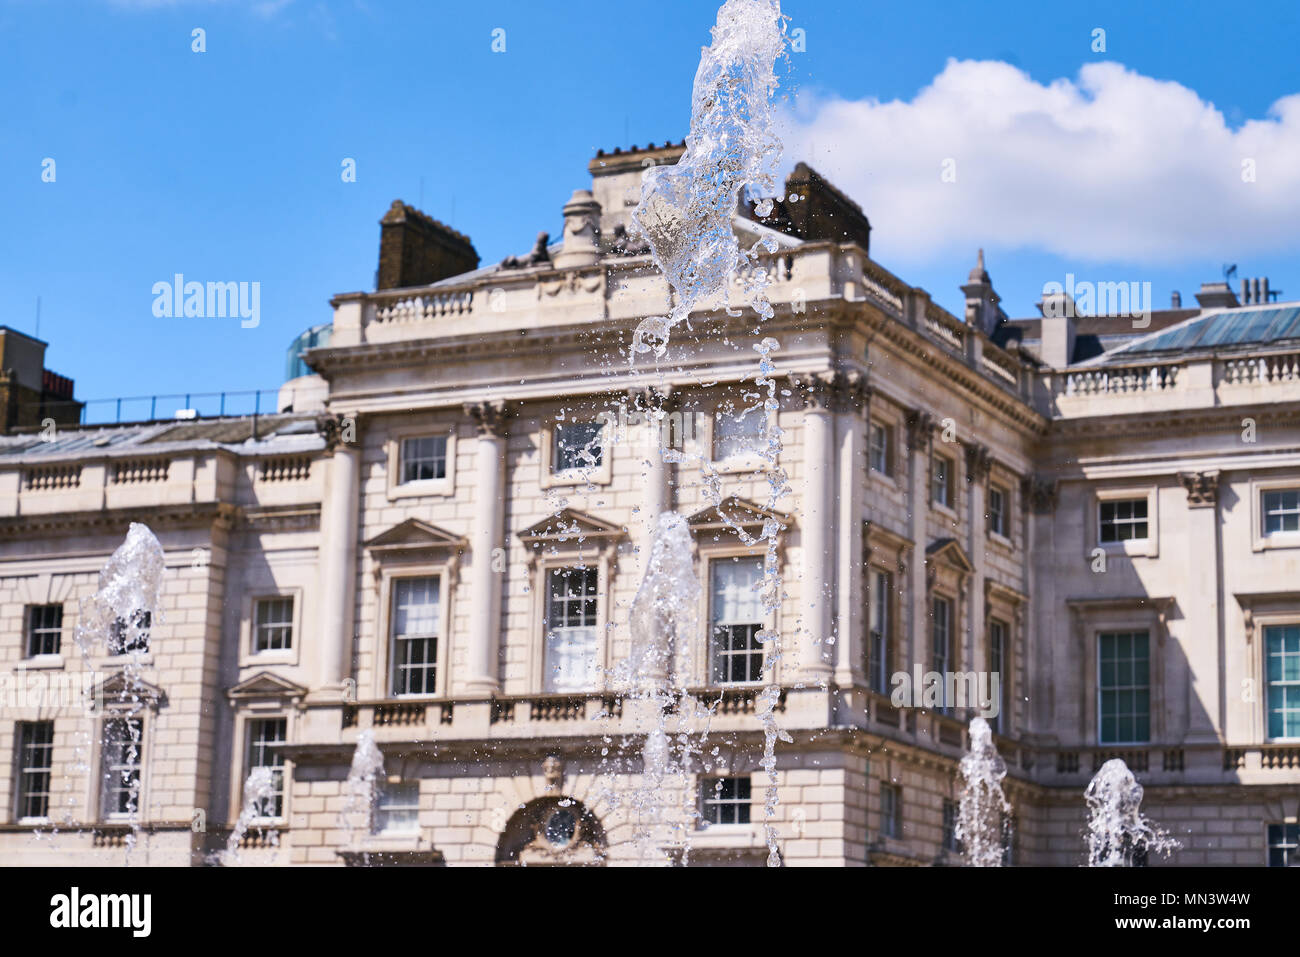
(834, 372), (869, 688)
(905, 410), (934, 681)
(317, 427), (361, 693)
(1022, 476), (1057, 740)
(462, 401), (510, 696)
(630, 386), (674, 577)
(1179, 469), (1222, 743)
(797, 373), (836, 681)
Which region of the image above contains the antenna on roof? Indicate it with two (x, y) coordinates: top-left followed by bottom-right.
(35, 296), (40, 338)
(1223, 263), (1238, 281)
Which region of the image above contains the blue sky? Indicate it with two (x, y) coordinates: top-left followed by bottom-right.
(2, 0), (1298, 416)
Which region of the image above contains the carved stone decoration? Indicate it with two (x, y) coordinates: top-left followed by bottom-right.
(1022, 475), (1058, 514)
(963, 442), (993, 482)
(500, 231), (551, 269)
(904, 409), (934, 450)
(552, 190), (602, 269)
(791, 371), (838, 411)
(831, 369), (871, 415)
(542, 755), (565, 790)
(464, 400), (512, 437)
(1177, 469), (1220, 508)
(610, 223), (650, 257)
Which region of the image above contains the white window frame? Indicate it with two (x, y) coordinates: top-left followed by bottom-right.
(1262, 621), (1300, 743)
(243, 715), (289, 823)
(707, 400), (770, 473)
(374, 566), (454, 700)
(931, 451), (956, 516)
(1251, 477), (1300, 552)
(867, 567), (893, 695)
(540, 564), (604, 694)
(704, 552), (771, 688)
(699, 775), (752, 827)
(880, 782), (902, 839)
(96, 713), (149, 823)
(386, 425), (456, 500)
(540, 419), (612, 488)
(1093, 486), (1159, 559)
(1267, 822), (1299, 867)
(868, 420), (895, 481)
(987, 484), (1010, 543)
(1096, 630), (1152, 746)
(14, 720), (55, 825)
(243, 590), (300, 665)
(372, 780), (421, 835)
(23, 603), (64, 661)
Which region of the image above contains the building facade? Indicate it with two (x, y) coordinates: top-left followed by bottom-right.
(0, 143), (1297, 866)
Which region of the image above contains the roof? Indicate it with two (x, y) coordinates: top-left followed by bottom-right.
(0, 413), (325, 461)
(1081, 303), (1300, 365)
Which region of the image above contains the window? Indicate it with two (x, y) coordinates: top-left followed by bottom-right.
(931, 455), (952, 508)
(942, 799), (960, 853)
(988, 486), (1007, 538)
(713, 407), (765, 461)
(932, 598), (953, 713)
(253, 597), (294, 654)
(701, 776), (751, 825)
(246, 718), (286, 819)
(1099, 498), (1148, 543)
(373, 781), (420, 835)
(868, 571), (891, 694)
(989, 620), (1007, 733)
(1268, 823), (1299, 867)
(399, 435), (447, 484)
(869, 422), (893, 477)
(100, 716), (143, 819)
(1098, 631), (1150, 744)
(108, 610), (150, 656)
(1264, 624), (1300, 740)
(880, 783), (902, 839)
(390, 577), (440, 696)
(15, 721), (54, 821)
(1001, 816), (1016, 866)
(709, 556), (765, 685)
(25, 604), (62, 657)
(553, 422), (604, 473)
(544, 567), (600, 692)
(1262, 489), (1300, 536)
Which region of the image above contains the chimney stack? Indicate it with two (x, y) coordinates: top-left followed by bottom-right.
(377, 200), (479, 291)
(1240, 277), (1272, 305)
(1171, 290), (1181, 309)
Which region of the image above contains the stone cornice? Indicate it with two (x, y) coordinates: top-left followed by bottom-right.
(0, 502), (238, 539)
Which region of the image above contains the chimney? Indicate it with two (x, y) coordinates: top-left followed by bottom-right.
(1194, 281), (1239, 309)
(960, 249), (1006, 337)
(0, 326), (82, 433)
(377, 200), (479, 290)
(1240, 277), (1272, 305)
(1170, 290), (1181, 309)
(748, 162), (872, 254)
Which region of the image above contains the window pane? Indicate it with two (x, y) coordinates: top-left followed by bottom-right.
(101, 717), (144, 818)
(26, 604), (63, 657)
(17, 721), (54, 820)
(544, 567), (600, 692)
(254, 597), (294, 653)
(554, 423), (604, 472)
(391, 578), (439, 696)
(400, 436), (447, 484)
(246, 718), (287, 818)
(713, 408), (765, 460)
(710, 558), (765, 684)
(1098, 631), (1150, 744)
(701, 776), (751, 825)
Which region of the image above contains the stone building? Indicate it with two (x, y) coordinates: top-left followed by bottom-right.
(0, 143), (1296, 866)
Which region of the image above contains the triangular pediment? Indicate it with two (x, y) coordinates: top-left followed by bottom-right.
(93, 671), (166, 709)
(365, 518), (467, 555)
(687, 496), (790, 533)
(926, 537), (974, 573)
(226, 671), (308, 702)
(519, 508), (624, 544)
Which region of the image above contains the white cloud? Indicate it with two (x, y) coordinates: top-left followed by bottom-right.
(778, 59), (1300, 264)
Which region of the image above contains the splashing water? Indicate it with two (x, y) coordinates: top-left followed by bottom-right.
(623, 512), (702, 864)
(1085, 758), (1179, 866)
(627, 0), (789, 866)
(60, 522), (165, 864)
(631, 0), (786, 360)
(340, 730), (385, 851)
(208, 767), (278, 866)
(955, 717), (1011, 867)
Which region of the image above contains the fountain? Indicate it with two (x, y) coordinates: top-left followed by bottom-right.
(63, 522), (165, 864)
(955, 717), (1011, 867)
(1085, 758), (1178, 866)
(627, 0), (790, 867)
(208, 767), (278, 866)
(624, 512), (702, 863)
(340, 729), (385, 856)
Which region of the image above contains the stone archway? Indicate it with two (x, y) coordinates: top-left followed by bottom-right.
(495, 797), (607, 866)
